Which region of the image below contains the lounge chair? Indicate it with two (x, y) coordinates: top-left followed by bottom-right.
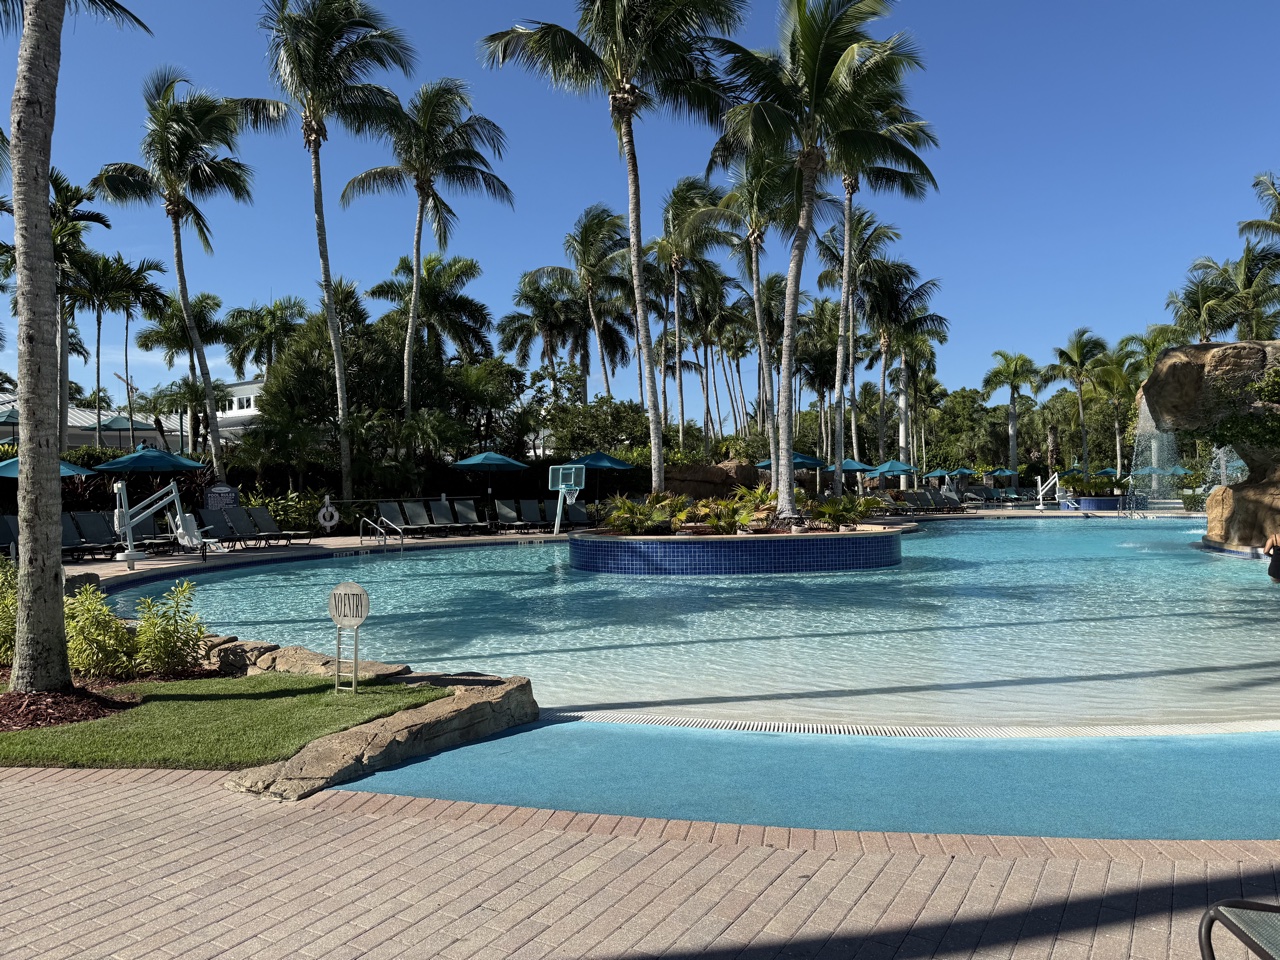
(72, 512), (126, 553)
(0, 515), (15, 559)
(194, 509), (251, 550)
(453, 500), (492, 534)
(940, 491), (971, 514)
(565, 502), (590, 529)
(495, 500), (531, 533)
(377, 501), (425, 538)
(1200, 899), (1280, 960)
(399, 501), (438, 538)
(62, 513), (107, 561)
(519, 500), (550, 531)
(427, 500), (467, 536)
(225, 505), (287, 547)
(247, 506), (311, 545)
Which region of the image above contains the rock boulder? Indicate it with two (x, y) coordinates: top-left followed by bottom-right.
(251, 644), (411, 680)
(1144, 340), (1280, 547)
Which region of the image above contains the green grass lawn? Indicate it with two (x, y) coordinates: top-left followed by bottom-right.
(0, 673), (451, 770)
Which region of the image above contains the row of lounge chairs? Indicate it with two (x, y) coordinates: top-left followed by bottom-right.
(870, 490), (971, 516)
(0, 511), (181, 563)
(193, 505), (313, 550)
(964, 487), (1030, 506)
(375, 499), (592, 538)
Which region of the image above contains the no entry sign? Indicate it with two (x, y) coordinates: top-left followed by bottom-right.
(327, 582), (369, 628)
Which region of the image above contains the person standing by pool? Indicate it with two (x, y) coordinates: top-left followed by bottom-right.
(1265, 533), (1280, 582)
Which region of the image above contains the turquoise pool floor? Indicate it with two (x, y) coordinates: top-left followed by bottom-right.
(345, 719), (1280, 840)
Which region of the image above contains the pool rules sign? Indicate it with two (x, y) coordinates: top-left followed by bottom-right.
(328, 582), (369, 693)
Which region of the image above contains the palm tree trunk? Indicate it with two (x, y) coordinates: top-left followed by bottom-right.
(634, 312), (644, 407)
(849, 335), (860, 464)
(169, 212), (227, 482)
(832, 187), (855, 495)
(776, 156), (821, 516)
(617, 112), (662, 492)
(1008, 387), (1018, 474)
(58, 302), (70, 451)
(718, 349), (738, 436)
(10, 0), (71, 694)
(403, 197), (425, 415)
(709, 343), (723, 442)
(750, 242), (779, 487)
(309, 141), (354, 502)
(659, 305), (668, 423)
(878, 338), (889, 463)
(1076, 384), (1090, 476)
(673, 271), (684, 449)
(94, 307), (103, 447)
(187, 354), (198, 452)
(1114, 414), (1123, 477)
(125, 313), (135, 449)
(586, 293), (611, 399)
(735, 357), (749, 434)
(898, 350), (910, 490)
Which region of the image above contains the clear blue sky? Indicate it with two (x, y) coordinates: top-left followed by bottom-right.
(3, 0), (1278, 404)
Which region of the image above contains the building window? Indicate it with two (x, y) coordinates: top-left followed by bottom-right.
(237, 396), (251, 411)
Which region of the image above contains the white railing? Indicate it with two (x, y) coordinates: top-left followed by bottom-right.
(1036, 472), (1059, 512)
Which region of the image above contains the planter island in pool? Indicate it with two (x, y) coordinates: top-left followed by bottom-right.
(567, 526), (902, 576)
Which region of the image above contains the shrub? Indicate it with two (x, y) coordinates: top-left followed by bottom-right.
(65, 585), (138, 679)
(1182, 493), (1207, 512)
(245, 487), (324, 533)
(134, 580), (206, 676)
(0, 557), (16, 666)
(700, 499), (754, 534)
(810, 494), (879, 530)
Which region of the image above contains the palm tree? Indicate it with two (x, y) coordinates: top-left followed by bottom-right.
(262, 0), (415, 501)
(65, 252), (165, 446)
(1088, 347), (1142, 475)
(1117, 323), (1186, 381)
(136, 292), (226, 451)
(224, 296), (307, 380)
(94, 66), (281, 482)
(981, 351), (1040, 476)
(484, 0), (746, 493)
(531, 204), (629, 400)
(1041, 327), (1107, 477)
(712, 0), (935, 513)
(366, 254), (494, 366)
(1239, 172), (1280, 241)
(1189, 242), (1280, 341)
(497, 271), (576, 390)
(1165, 273), (1232, 343)
(342, 77), (511, 415)
(3, 0), (147, 693)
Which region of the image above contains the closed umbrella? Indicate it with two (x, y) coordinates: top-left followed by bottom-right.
(0, 456), (93, 478)
(451, 451), (528, 496)
(566, 451), (634, 506)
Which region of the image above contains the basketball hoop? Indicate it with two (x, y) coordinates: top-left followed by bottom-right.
(563, 486), (579, 505)
(548, 465), (586, 534)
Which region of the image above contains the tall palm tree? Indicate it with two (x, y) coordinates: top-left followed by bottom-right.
(531, 204), (629, 399)
(1165, 273), (1232, 343)
(981, 350), (1039, 476)
(224, 296), (307, 380)
(497, 270), (577, 390)
(1239, 171), (1280, 241)
(484, 0), (746, 493)
(1041, 327), (1107, 477)
(712, 0), (935, 513)
(136, 292), (226, 451)
(366, 254), (494, 366)
(94, 66), (281, 482)
(262, 0), (415, 501)
(817, 206), (899, 490)
(112, 254), (166, 447)
(341, 77), (511, 414)
(1189, 242), (1280, 341)
(1087, 346), (1142, 475)
(4, 0), (147, 693)
(64, 252), (165, 446)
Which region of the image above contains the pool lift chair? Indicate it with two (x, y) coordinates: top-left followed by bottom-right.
(111, 479), (223, 570)
(1200, 900), (1280, 960)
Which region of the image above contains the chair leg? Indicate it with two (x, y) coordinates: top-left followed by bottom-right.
(1199, 909), (1218, 960)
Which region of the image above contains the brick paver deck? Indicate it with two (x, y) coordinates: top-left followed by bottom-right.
(0, 767), (1269, 959)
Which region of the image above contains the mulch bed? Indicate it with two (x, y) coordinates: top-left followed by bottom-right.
(0, 666), (219, 733)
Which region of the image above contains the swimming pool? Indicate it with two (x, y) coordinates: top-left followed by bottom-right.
(114, 518), (1266, 728)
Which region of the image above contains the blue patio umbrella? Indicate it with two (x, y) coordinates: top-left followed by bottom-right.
(1060, 468), (1084, 477)
(80, 414), (155, 448)
(0, 408), (18, 441)
(948, 467), (977, 476)
(452, 450), (528, 496)
(1130, 465), (1170, 476)
(822, 458), (874, 473)
(865, 459), (916, 478)
(987, 468), (1017, 477)
(756, 451), (826, 469)
(0, 456), (93, 478)
(566, 451), (634, 503)
(921, 468), (950, 479)
(94, 448), (204, 473)
(1168, 465), (1194, 476)
(1093, 467), (1119, 477)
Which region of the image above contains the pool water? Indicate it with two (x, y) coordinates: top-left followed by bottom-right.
(114, 518), (1269, 727)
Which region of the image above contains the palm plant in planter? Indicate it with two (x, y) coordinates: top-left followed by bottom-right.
(733, 483), (778, 530)
(701, 498), (756, 534)
(811, 494), (880, 531)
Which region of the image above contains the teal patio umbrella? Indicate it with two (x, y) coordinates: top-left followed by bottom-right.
(822, 458), (874, 473)
(452, 451), (527, 496)
(80, 414), (154, 448)
(566, 451), (634, 504)
(921, 468), (950, 480)
(1130, 466), (1170, 476)
(1168, 465), (1193, 476)
(948, 467), (977, 477)
(756, 451), (826, 470)
(1093, 467), (1118, 477)
(0, 408), (18, 442)
(866, 459), (916, 478)
(94, 448), (204, 473)
(0, 456), (93, 478)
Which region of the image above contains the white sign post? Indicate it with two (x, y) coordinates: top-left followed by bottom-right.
(327, 581), (369, 693)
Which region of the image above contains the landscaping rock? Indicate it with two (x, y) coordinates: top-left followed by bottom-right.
(254, 644), (411, 680)
(225, 675), (539, 801)
(64, 573), (101, 597)
(718, 459), (760, 488)
(207, 640), (279, 675)
(199, 634), (238, 657)
(1144, 339), (1280, 547)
